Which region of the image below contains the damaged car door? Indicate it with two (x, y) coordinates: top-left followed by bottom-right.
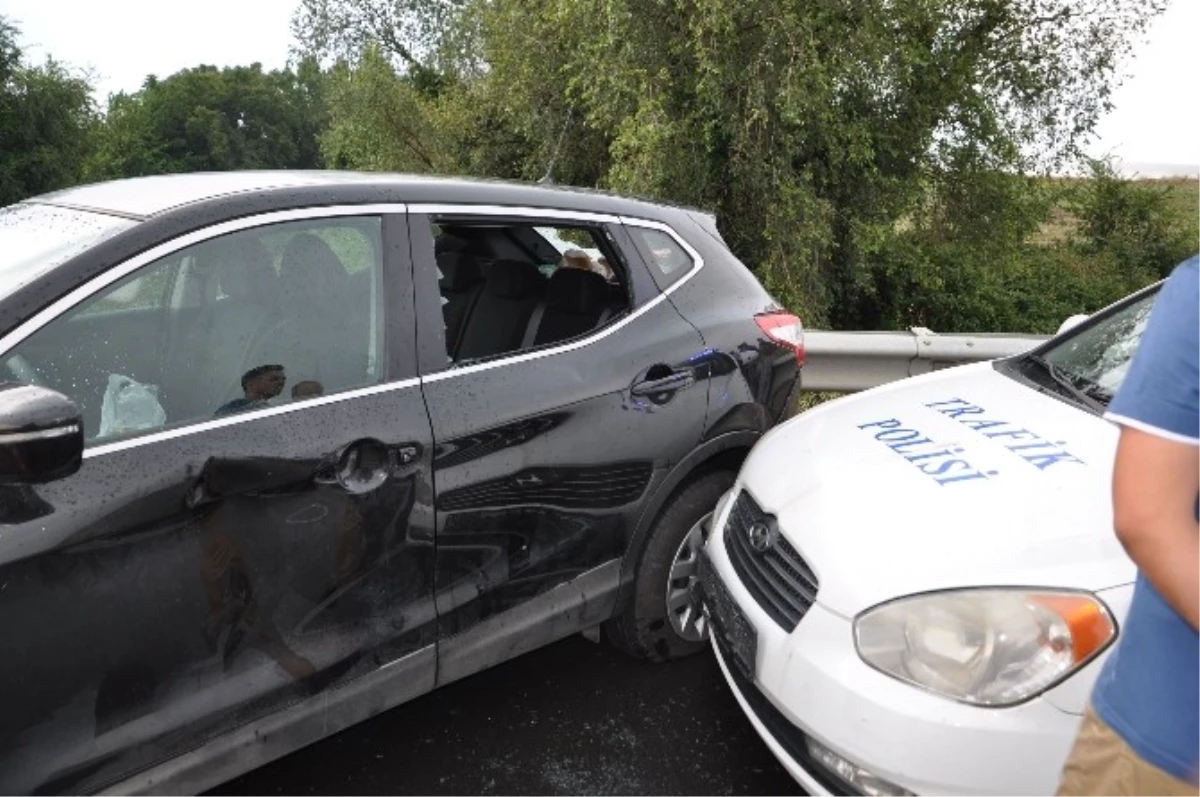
(0, 209), (437, 794)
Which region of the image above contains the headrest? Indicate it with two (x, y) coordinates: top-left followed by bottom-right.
(216, 239), (276, 301)
(435, 234), (470, 256)
(279, 233), (348, 301)
(546, 267), (609, 314)
(438, 252), (482, 292)
(486, 259), (544, 299)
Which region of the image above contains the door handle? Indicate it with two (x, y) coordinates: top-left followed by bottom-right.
(631, 370), (696, 397)
(333, 439), (421, 494)
(396, 445), (420, 465)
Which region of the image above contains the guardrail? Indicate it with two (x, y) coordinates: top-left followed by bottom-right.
(801, 328), (1052, 392)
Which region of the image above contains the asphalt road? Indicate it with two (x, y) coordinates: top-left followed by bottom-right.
(211, 633), (801, 795)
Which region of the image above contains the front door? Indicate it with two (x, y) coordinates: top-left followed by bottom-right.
(408, 208), (710, 681)
(0, 210), (437, 793)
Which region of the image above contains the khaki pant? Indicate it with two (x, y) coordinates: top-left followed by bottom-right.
(1058, 707), (1198, 796)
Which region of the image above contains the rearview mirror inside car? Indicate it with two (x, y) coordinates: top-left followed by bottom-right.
(0, 383), (84, 484)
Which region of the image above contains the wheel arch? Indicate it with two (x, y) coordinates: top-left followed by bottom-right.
(614, 430), (758, 610)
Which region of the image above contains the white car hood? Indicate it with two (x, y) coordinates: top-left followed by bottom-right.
(737, 362), (1135, 618)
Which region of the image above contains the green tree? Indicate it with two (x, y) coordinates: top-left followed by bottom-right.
(319, 46), (456, 172)
(293, 0), (538, 179)
(0, 18), (99, 204)
(475, 0), (1165, 326)
(864, 166), (1129, 333)
(316, 43), (561, 181)
(1070, 159), (1196, 278)
(298, 0), (1169, 330)
(87, 60), (328, 179)
(291, 0), (464, 83)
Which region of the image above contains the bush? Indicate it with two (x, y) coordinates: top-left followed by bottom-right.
(798, 162), (1195, 336)
(1069, 159), (1195, 280)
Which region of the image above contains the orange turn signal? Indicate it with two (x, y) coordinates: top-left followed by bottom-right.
(1033, 594), (1116, 663)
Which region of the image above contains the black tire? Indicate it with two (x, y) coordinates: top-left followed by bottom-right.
(606, 470), (735, 662)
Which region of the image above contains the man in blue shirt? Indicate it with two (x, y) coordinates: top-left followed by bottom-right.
(1059, 256), (1199, 795)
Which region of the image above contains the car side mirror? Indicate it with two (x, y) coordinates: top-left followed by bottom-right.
(0, 383), (84, 484)
(1056, 314), (1089, 336)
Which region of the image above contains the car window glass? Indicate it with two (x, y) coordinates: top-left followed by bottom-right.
(2, 216), (386, 445)
(0, 204), (134, 297)
(627, 227), (693, 289)
(1042, 291), (1157, 399)
(431, 220), (628, 364)
(76, 265), (171, 317)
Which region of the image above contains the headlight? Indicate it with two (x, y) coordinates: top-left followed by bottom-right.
(854, 589), (1115, 707)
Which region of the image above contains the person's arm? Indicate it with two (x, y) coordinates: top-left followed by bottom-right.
(1111, 425), (1200, 630)
(1103, 259), (1200, 627)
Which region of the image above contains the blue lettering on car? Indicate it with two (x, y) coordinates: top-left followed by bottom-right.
(856, 418), (996, 486)
(924, 398), (1085, 469)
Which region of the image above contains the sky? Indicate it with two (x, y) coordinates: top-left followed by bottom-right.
(4, 0), (1197, 176)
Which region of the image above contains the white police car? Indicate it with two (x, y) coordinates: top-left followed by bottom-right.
(699, 281), (1163, 795)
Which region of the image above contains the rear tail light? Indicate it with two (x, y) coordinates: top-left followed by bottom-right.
(755, 312), (805, 366)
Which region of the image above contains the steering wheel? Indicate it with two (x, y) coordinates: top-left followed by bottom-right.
(4, 353), (44, 386)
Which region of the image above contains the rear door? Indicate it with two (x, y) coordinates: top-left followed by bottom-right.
(0, 208), (438, 794)
(408, 205), (710, 681)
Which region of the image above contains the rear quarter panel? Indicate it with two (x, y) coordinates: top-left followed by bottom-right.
(664, 211), (800, 438)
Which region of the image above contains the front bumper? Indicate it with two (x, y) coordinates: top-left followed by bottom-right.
(702, 493), (1085, 796)
(709, 630), (856, 795)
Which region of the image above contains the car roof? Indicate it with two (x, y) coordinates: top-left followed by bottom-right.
(29, 171), (702, 222)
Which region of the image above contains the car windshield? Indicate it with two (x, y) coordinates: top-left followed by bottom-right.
(0, 204), (135, 298)
(1031, 288), (1160, 407)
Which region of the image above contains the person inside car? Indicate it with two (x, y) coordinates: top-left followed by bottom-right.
(215, 364), (286, 417)
(561, 248), (595, 273)
(291, 380), (324, 401)
(595, 255), (616, 282)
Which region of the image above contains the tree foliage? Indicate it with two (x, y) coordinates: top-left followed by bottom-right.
(291, 0), (465, 79)
(320, 46), (458, 172)
(297, 0), (1170, 328)
(0, 1), (1188, 338)
(471, 0), (1166, 325)
(0, 18), (98, 205)
(1070, 159), (1196, 278)
(86, 61), (327, 179)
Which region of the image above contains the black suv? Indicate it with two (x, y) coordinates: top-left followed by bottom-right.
(0, 172), (802, 794)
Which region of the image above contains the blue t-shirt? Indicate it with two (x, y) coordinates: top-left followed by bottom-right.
(214, 397), (269, 418)
(1093, 256), (1199, 784)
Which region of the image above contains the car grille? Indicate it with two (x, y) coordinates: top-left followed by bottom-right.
(723, 490), (817, 631)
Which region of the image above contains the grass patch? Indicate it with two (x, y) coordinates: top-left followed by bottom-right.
(788, 390), (847, 419)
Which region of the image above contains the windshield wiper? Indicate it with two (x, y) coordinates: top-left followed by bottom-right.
(1025, 354), (1108, 413)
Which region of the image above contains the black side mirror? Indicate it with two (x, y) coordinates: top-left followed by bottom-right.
(0, 383), (84, 484)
